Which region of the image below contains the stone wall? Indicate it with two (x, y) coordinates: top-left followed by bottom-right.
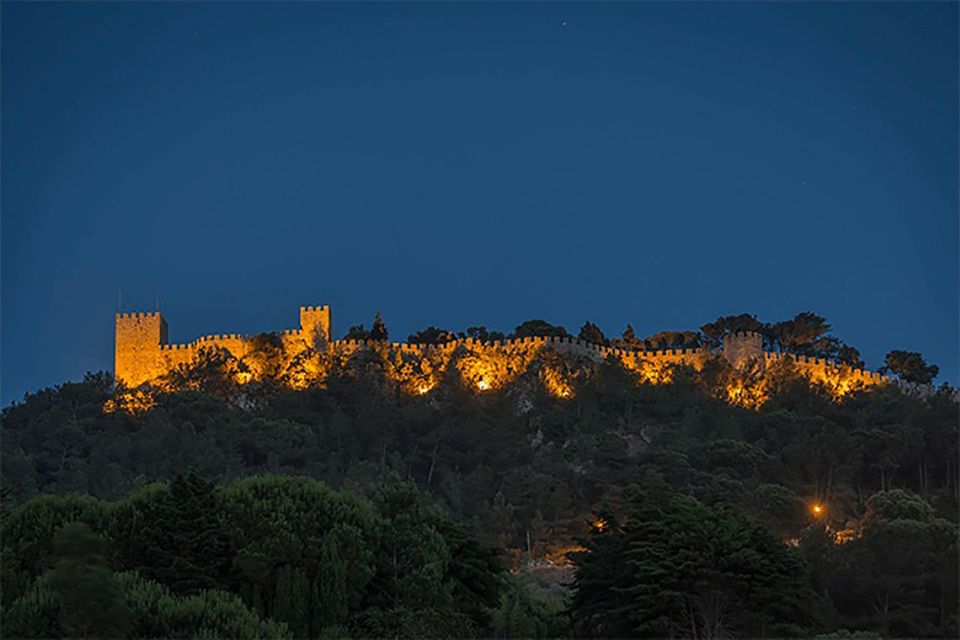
(114, 305), (891, 397)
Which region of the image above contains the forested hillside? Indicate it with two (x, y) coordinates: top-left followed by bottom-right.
(2, 322), (957, 638)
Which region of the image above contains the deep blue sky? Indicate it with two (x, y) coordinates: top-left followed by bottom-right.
(2, 2), (957, 405)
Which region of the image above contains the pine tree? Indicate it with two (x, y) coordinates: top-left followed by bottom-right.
(116, 472), (229, 595)
(47, 522), (133, 638)
(318, 528), (349, 629)
(370, 313), (389, 341)
(274, 565), (311, 637)
(578, 322), (607, 346)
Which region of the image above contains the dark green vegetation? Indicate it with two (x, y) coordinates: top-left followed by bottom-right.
(2, 313), (957, 638)
(2, 474), (501, 638)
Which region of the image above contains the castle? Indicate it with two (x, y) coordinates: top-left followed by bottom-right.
(115, 305), (890, 404)
(115, 306), (331, 388)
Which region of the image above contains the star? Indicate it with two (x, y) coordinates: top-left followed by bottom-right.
(561, 21), (567, 28)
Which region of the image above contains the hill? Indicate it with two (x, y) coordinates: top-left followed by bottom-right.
(2, 333), (957, 638)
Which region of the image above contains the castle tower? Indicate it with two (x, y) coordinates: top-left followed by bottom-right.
(115, 312), (168, 388)
(723, 331), (763, 370)
(300, 305), (332, 347)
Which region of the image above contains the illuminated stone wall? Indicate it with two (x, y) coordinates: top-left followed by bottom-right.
(114, 305), (891, 400)
(765, 352), (887, 396)
(114, 306), (331, 388)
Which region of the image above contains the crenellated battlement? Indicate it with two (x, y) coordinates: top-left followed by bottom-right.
(115, 304), (904, 401)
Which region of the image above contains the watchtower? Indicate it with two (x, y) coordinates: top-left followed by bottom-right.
(723, 331), (763, 370)
(300, 305), (332, 347)
(115, 312), (168, 387)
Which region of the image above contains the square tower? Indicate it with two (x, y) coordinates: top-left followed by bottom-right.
(722, 331), (764, 370)
(115, 312), (168, 387)
(300, 305), (332, 347)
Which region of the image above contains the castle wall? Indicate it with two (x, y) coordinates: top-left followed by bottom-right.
(765, 352), (888, 395)
(115, 306), (895, 400)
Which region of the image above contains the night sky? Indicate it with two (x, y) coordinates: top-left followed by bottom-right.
(2, 2), (957, 405)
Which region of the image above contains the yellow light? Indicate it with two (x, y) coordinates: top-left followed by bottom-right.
(592, 518), (608, 532)
(418, 385), (430, 395)
(477, 379), (490, 391)
(811, 503), (824, 516)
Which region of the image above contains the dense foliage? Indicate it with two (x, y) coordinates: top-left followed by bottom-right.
(2, 324), (957, 638)
(2, 474), (502, 638)
(571, 480), (813, 638)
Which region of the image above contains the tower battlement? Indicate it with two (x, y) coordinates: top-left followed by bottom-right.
(723, 331), (764, 370)
(115, 312), (169, 388)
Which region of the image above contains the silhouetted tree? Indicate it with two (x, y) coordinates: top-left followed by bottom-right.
(835, 344), (865, 368)
(771, 312), (831, 355)
(577, 322), (607, 346)
(643, 330), (701, 350)
(571, 486), (812, 638)
(113, 472), (229, 595)
(408, 327), (458, 345)
(47, 522), (133, 638)
(465, 326), (505, 342)
(344, 325), (369, 340)
(700, 313), (763, 348)
(370, 313), (389, 342)
(880, 351), (939, 384)
(610, 324), (643, 349)
(512, 320), (567, 339)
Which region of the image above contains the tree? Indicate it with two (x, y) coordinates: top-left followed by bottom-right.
(700, 313), (763, 348)
(370, 313), (389, 341)
(610, 324), (643, 349)
(160, 346), (245, 398)
(343, 325), (369, 340)
(317, 526), (350, 630)
(835, 344), (864, 369)
(407, 326), (458, 345)
(578, 322), (608, 346)
(513, 320), (568, 339)
(112, 472), (229, 595)
(273, 565), (311, 637)
(862, 489), (934, 527)
(771, 312), (831, 355)
(829, 491), (958, 638)
(47, 522), (132, 638)
(879, 351), (939, 384)
(219, 475), (380, 626)
(643, 330), (701, 350)
(116, 571), (289, 639)
(0, 483), (15, 519)
(491, 574), (569, 638)
(246, 332), (286, 380)
(570, 488), (813, 638)
(0, 493), (110, 609)
(465, 326), (505, 342)
(432, 517), (502, 630)
(369, 481), (453, 610)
